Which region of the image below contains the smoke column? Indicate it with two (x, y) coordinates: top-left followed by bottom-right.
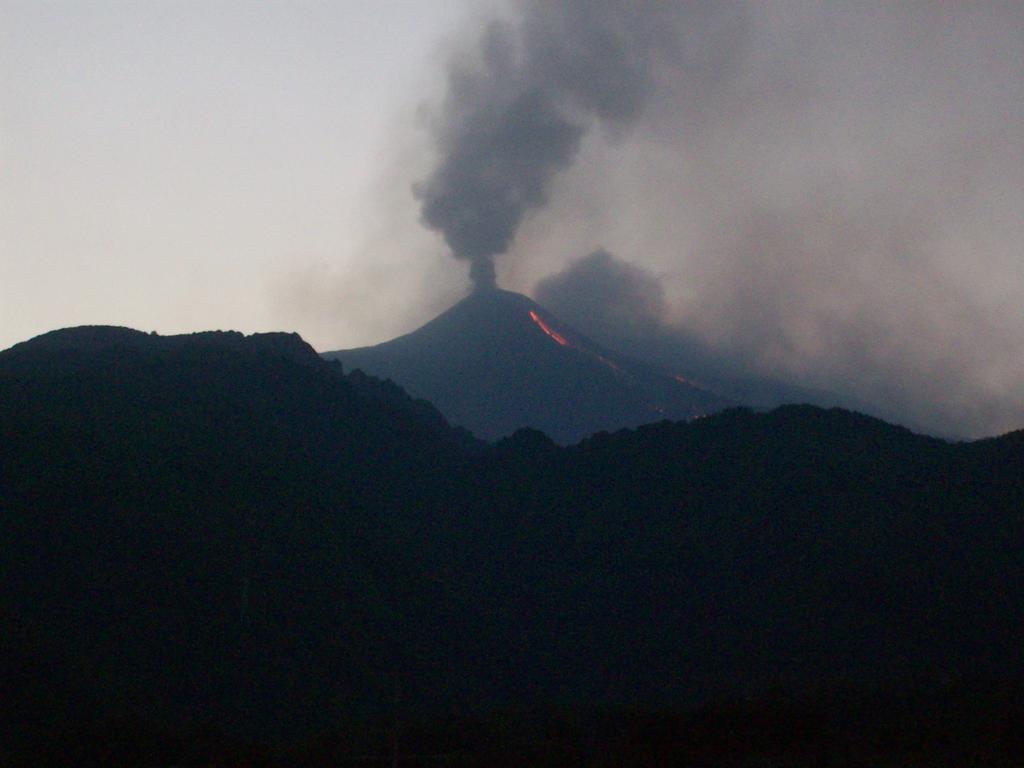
(414, 1), (726, 290)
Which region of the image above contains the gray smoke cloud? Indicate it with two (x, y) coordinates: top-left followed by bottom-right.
(416, 1), (1024, 437)
(535, 249), (666, 343)
(536, 250), (841, 414)
(414, 1), (740, 290)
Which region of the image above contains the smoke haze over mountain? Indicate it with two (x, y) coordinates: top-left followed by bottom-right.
(5, 1), (1024, 439)
(415, 1), (1024, 437)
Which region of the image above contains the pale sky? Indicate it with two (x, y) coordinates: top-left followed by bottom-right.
(1, 1), (478, 352)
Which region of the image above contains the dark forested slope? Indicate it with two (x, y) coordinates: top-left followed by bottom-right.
(1, 327), (1022, 760)
(0, 327), (476, 742)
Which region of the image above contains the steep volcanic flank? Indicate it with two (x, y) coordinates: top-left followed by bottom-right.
(323, 289), (731, 443)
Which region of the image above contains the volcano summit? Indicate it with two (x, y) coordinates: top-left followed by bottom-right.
(323, 289), (731, 443)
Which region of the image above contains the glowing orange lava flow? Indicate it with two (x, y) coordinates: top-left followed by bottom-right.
(529, 310), (570, 347)
(528, 309), (625, 373)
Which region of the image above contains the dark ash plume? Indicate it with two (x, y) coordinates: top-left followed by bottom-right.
(416, 78), (584, 290)
(414, 2), (716, 290)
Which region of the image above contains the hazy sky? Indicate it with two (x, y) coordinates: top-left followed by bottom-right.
(2, 1), (476, 351)
(4, 1), (1024, 437)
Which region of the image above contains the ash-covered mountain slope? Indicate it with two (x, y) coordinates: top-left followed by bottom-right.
(323, 288), (732, 443)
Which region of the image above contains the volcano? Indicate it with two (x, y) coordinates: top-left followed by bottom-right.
(323, 288), (731, 443)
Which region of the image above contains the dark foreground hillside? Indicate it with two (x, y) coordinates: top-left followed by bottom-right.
(2, 327), (1022, 764)
(20, 681), (1024, 766)
(0, 327), (479, 754)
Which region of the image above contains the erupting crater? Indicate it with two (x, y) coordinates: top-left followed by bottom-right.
(323, 288), (731, 443)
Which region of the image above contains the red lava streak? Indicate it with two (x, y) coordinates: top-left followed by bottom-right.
(529, 310), (570, 347)
(528, 309), (623, 373)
